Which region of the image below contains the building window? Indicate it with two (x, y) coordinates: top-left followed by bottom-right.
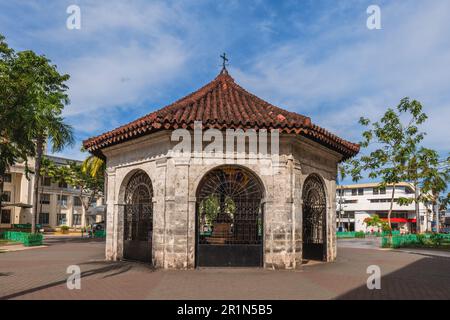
(379, 187), (386, 195)
(351, 189), (357, 196)
(342, 211), (355, 218)
(1, 191), (11, 203)
(57, 195), (68, 207)
(40, 193), (51, 204)
(3, 173), (12, 183)
(373, 188), (379, 195)
(58, 181), (68, 189)
(370, 198), (398, 203)
(41, 177), (52, 187)
(405, 187), (414, 194)
(1, 209), (11, 224)
(39, 213), (49, 225)
(73, 197), (82, 207)
(57, 214), (67, 226)
(73, 214), (81, 226)
(358, 188), (364, 195)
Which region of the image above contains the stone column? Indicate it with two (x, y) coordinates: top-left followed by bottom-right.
(327, 179), (337, 262)
(153, 158), (168, 268)
(164, 157), (191, 269)
(264, 156), (295, 269)
(292, 159), (303, 269)
(105, 168), (116, 261)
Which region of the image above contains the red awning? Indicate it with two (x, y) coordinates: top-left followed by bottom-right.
(381, 218), (416, 223)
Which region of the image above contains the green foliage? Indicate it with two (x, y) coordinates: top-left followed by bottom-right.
(430, 233), (444, 247)
(363, 214), (389, 231)
(2, 231), (43, 246)
(416, 233), (426, 245)
(0, 34), (35, 177)
(60, 225), (70, 231)
(351, 98), (427, 184)
(41, 157), (104, 210)
(0, 33), (74, 233)
(81, 155), (106, 179)
(199, 195), (220, 225)
(382, 233), (450, 248)
(355, 231), (365, 238)
(199, 194), (236, 226)
(349, 98), (431, 230)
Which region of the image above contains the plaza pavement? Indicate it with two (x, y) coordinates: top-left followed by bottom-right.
(0, 236), (449, 300)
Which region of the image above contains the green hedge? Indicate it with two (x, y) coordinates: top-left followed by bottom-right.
(93, 230), (106, 238)
(336, 232), (356, 238)
(336, 231), (366, 238)
(2, 231), (43, 246)
(382, 233), (450, 248)
(11, 223), (42, 230)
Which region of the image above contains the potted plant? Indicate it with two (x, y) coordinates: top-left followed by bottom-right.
(60, 225), (70, 234)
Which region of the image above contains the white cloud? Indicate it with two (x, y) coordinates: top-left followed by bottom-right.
(231, 0), (450, 153)
(6, 0), (448, 160)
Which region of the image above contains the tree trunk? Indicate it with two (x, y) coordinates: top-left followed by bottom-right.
(81, 202), (87, 228)
(0, 175), (4, 223)
(434, 195), (440, 233)
(81, 190), (89, 229)
(414, 181), (420, 234)
(387, 184), (396, 234)
(32, 137), (44, 234)
(339, 185), (344, 231)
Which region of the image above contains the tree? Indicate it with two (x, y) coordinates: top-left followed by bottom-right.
(364, 214), (389, 232)
(0, 34), (73, 233)
(349, 98), (428, 233)
(65, 161), (104, 228)
(38, 157), (58, 226)
(397, 149), (450, 232)
(45, 161), (72, 227)
(81, 155), (105, 179)
(16, 50), (75, 234)
(418, 152), (450, 232)
(0, 34), (36, 213)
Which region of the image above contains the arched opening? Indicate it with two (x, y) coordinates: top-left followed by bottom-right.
(123, 170), (154, 263)
(302, 174), (327, 261)
(196, 166), (264, 267)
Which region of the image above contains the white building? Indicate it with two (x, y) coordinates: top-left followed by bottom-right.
(336, 182), (431, 233)
(1, 155), (103, 230)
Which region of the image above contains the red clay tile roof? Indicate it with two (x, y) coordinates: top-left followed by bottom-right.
(83, 70), (359, 160)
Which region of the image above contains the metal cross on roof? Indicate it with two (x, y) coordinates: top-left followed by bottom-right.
(220, 52), (229, 70)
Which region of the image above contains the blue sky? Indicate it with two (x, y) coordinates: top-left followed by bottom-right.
(1, 0), (449, 182)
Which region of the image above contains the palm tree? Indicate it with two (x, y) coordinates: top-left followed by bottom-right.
(16, 51), (74, 233)
(31, 122), (73, 233)
(81, 155), (105, 178)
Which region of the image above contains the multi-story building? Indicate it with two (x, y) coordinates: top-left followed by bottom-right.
(1, 155), (103, 230)
(336, 182), (431, 233)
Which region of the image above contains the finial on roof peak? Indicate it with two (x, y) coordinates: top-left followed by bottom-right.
(220, 52), (229, 73)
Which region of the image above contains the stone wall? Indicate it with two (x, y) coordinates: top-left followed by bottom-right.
(102, 131), (341, 269)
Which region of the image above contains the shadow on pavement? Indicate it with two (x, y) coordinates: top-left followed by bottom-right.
(336, 255), (450, 299)
(0, 260), (152, 300)
(43, 237), (105, 245)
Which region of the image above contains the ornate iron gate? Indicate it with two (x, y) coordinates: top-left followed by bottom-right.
(123, 171), (153, 263)
(302, 174), (327, 261)
(196, 167), (264, 267)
